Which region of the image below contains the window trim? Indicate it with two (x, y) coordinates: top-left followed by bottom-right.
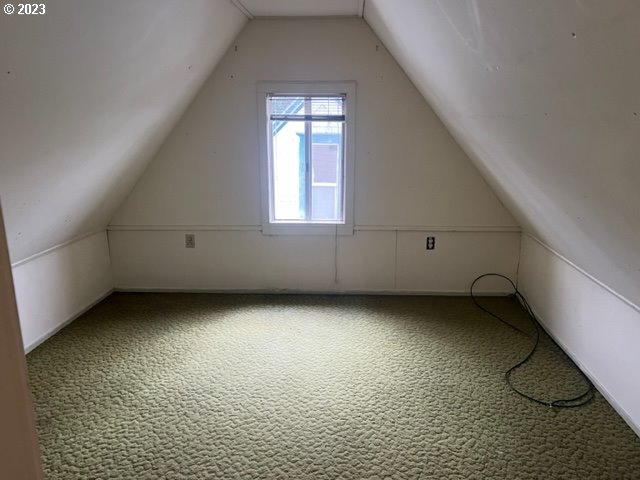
(257, 81), (356, 236)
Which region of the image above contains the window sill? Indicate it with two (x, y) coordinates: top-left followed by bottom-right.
(261, 222), (354, 236)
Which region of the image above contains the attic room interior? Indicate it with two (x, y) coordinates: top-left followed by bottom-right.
(1, 0), (640, 478)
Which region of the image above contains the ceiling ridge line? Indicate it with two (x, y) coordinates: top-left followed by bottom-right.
(230, 0), (253, 20)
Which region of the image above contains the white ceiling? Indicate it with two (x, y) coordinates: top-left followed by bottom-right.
(232, 0), (364, 18)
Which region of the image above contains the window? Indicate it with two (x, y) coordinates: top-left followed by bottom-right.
(258, 82), (355, 235)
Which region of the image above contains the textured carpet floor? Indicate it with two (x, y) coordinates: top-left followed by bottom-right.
(27, 293), (640, 479)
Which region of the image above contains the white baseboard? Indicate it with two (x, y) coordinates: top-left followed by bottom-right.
(113, 287), (512, 296)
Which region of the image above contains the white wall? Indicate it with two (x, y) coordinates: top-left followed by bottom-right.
(12, 231), (113, 351)
(109, 229), (519, 293)
(518, 235), (640, 436)
(110, 18), (518, 293)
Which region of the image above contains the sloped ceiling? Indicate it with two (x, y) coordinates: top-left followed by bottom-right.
(366, 0), (640, 307)
(0, 0), (246, 263)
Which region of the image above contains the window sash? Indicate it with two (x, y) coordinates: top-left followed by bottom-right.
(257, 81), (356, 236)
(267, 95), (345, 224)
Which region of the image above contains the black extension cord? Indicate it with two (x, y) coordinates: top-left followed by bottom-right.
(470, 273), (595, 408)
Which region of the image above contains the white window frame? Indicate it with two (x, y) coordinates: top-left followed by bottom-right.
(257, 81), (356, 235)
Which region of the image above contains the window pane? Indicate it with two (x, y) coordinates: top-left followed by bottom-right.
(311, 122), (343, 221)
(269, 96), (344, 121)
(267, 95), (345, 224)
(271, 119), (305, 221)
(309, 96), (344, 116)
(312, 144), (339, 183)
(270, 97), (305, 116)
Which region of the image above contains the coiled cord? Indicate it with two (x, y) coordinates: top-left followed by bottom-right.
(470, 273), (594, 408)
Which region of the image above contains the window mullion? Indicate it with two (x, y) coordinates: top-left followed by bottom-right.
(304, 98), (312, 221)
(267, 97), (276, 223)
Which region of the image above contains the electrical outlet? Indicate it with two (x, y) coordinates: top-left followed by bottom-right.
(426, 236), (436, 250)
(185, 234), (195, 248)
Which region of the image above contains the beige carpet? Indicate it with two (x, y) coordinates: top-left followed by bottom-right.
(27, 293), (640, 479)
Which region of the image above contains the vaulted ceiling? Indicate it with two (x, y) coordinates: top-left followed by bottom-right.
(1, 0), (638, 307)
(0, 0), (246, 262)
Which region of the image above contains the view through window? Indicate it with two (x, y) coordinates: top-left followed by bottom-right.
(268, 95), (345, 223)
